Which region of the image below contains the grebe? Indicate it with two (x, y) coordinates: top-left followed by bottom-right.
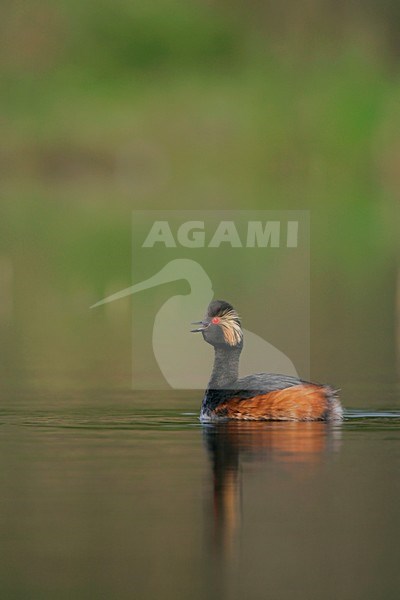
(192, 300), (343, 422)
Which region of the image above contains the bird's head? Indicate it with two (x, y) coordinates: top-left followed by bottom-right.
(191, 300), (243, 348)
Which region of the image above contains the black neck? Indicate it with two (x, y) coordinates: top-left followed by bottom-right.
(208, 345), (241, 389)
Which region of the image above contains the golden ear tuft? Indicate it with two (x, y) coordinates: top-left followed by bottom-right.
(219, 309), (243, 346)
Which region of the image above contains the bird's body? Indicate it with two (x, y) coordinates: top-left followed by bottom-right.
(192, 300), (343, 422)
(200, 373), (342, 422)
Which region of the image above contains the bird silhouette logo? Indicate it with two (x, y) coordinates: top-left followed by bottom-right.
(91, 259), (298, 388)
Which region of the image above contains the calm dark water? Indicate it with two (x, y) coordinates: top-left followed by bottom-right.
(0, 386), (400, 600)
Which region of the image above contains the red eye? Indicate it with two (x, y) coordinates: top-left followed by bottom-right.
(211, 317), (220, 324)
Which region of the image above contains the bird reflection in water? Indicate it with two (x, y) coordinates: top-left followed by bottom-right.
(203, 421), (342, 558)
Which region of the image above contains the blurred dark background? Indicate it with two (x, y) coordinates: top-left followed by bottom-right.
(1, 0), (399, 400)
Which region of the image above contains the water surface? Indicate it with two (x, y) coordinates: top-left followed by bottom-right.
(0, 387), (399, 600)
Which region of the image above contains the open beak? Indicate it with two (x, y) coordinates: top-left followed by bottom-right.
(191, 321), (207, 333)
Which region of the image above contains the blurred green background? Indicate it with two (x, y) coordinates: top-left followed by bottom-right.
(1, 0), (399, 398)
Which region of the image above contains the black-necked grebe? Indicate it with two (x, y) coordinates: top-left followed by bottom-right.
(192, 300), (343, 422)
